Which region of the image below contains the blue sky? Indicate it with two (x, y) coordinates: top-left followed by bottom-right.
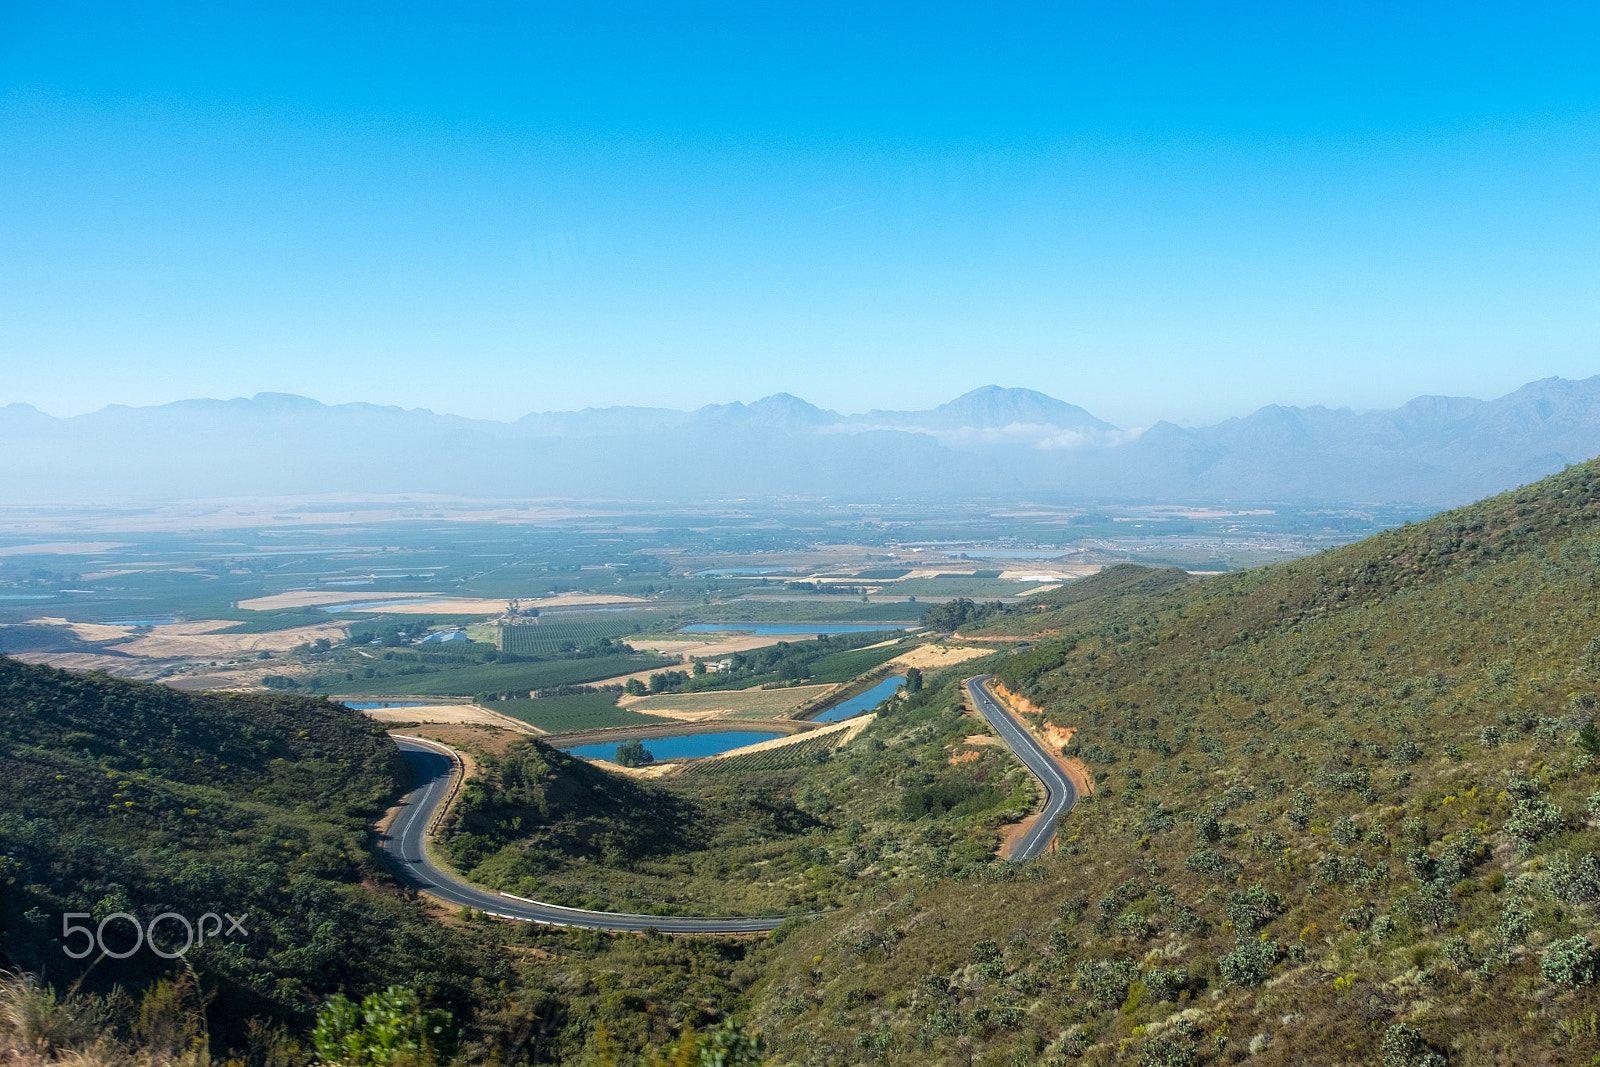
(2, 2), (1596, 426)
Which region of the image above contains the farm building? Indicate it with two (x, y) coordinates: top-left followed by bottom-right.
(419, 629), (471, 644)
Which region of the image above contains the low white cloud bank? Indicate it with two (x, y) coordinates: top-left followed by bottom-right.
(815, 421), (1144, 450)
(1035, 426), (1147, 450)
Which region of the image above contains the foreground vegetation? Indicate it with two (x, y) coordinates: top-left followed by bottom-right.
(0, 657), (787, 1062)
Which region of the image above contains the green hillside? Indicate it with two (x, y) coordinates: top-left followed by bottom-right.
(444, 664), (1034, 918)
(0, 659), (777, 1061)
(0, 661), (511, 1033)
(745, 460), (1600, 1065)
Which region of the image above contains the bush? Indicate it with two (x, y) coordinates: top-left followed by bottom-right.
(1253, 830), (1286, 856)
(648, 1020), (763, 1066)
(1381, 1023), (1445, 1067)
(1541, 936), (1600, 987)
(1504, 798), (1567, 842)
(1225, 882), (1284, 934)
(1406, 879), (1458, 930)
(1184, 848), (1240, 881)
(1218, 938), (1280, 987)
(1440, 936), (1474, 970)
(1548, 852), (1600, 904)
(1073, 958), (1138, 1011)
(1389, 740), (1422, 765)
(1137, 1028), (1199, 1067)
(1142, 968), (1186, 1003)
(312, 986), (455, 1067)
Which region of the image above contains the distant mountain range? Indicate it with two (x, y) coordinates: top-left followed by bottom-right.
(6, 378), (1600, 506)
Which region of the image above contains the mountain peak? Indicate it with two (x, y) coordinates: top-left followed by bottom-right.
(694, 392), (837, 428)
(930, 386), (1117, 431)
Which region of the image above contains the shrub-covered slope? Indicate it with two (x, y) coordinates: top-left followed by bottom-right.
(443, 669), (1037, 917)
(0, 660), (506, 1033)
(749, 460), (1600, 1066)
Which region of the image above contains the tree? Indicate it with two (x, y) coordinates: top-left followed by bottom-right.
(922, 597), (1009, 633)
(904, 668), (923, 693)
(1579, 718), (1600, 755)
(624, 678), (647, 696)
(615, 740), (654, 767)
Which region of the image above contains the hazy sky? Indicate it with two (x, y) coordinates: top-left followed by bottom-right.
(2, 3), (1596, 427)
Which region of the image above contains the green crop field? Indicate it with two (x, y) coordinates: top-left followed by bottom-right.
(324, 652), (672, 697)
(875, 575), (1029, 598)
(499, 618), (652, 656)
(492, 693), (659, 733)
(676, 731), (845, 775)
(803, 644), (906, 683)
(625, 683), (832, 718)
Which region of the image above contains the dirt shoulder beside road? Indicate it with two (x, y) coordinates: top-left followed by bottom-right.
(986, 681), (1096, 798)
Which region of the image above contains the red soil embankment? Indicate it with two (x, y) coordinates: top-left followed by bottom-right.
(987, 681), (1096, 798)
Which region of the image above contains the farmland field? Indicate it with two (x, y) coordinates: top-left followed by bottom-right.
(676, 731), (843, 775)
(874, 575), (1031, 598)
(499, 616), (655, 655)
(625, 683), (833, 718)
(802, 644), (907, 683)
(491, 693), (659, 733)
(324, 652), (673, 697)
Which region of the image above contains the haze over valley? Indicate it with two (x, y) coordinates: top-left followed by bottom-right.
(10, 374), (1600, 506)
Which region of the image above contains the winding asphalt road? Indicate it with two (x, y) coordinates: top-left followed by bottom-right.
(381, 679), (1074, 930)
(381, 737), (792, 932)
(965, 675), (1077, 859)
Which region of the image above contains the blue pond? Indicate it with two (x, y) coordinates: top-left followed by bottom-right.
(811, 675), (906, 723)
(561, 731), (780, 762)
(679, 623), (908, 635)
(342, 701), (432, 710)
(104, 617), (178, 627)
